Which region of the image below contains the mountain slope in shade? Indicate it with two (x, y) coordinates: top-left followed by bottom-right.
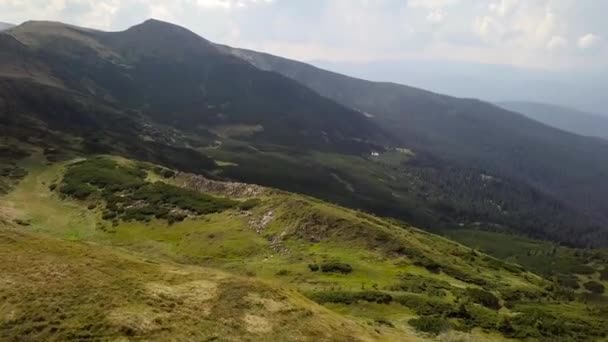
(224, 46), (608, 246)
(497, 101), (608, 140)
(0, 20), (389, 154)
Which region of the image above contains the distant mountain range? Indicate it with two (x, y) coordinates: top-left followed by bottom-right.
(1, 19), (608, 246)
(0, 22), (14, 31)
(497, 101), (608, 140)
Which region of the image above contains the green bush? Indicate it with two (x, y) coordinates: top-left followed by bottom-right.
(442, 267), (487, 286)
(395, 294), (456, 316)
(583, 281), (605, 294)
(504, 308), (605, 340)
(308, 291), (392, 305)
(308, 264), (319, 272)
(451, 303), (499, 331)
(569, 264), (596, 275)
(60, 158), (238, 223)
(465, 288), (500, 310)
(555, 274), (580, 289)
(320, 262), (352, 274)
(390, 273), (451, 296)
(600, 268), (608, 281)
(408, 316), (451, 335)
(161, 169), (176, 178)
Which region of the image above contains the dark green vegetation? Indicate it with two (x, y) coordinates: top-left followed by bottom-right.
(57, 158), (243, 224)
(408, 316), (451, 335)
(445, 229), (608, 298)
(230, 47), (608, 247)
(0, 145), (30, 194)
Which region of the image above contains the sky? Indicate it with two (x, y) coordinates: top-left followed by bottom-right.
(1, 0), (607, 112)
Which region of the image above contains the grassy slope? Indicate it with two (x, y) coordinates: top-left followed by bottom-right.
(0, 228), (403, 341)
(446, 229), (608, 299)
(2, 152), (607, 340)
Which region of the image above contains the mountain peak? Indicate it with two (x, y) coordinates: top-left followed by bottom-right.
(107, 18), (218, 58)
(126, 18), (209, 42)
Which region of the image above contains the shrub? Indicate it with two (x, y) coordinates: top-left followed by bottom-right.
(555, 274), (580, 289)
(570, 264), (596, 275)
(161, 169), (176, 178)
(390, 273), (452, 296)
(320, 262), (353, 274)
(465, 288), (500, 310)
(451, 303), (499, 331)
(600, 268), (608, 281)
(504, 308), (605, 341)
(413, 257), (442, 274)
(374, 318), (394, 328)
(61, 158), (239, 224)
(408, 316), (451, 335)
(276, 269), (290, 276)
(395, 294), (456, 316)
(308, 291), (392, 305)
(308, 264), (319, 272)
(442, 267), (487, 286)
(583, 281), (605, 294)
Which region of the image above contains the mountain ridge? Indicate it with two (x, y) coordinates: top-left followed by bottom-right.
(0, 22), (14, 31)
(1, 19), (608, 247)
(497, 101), (608, 140)
(223, 43), (608, 246)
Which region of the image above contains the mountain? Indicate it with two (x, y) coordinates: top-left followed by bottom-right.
(497, 101), (608, 140)
(2, 19), (608, 248)
(1, 20), (388, 154)
(224, 46), (608, 247)
(0, 22), (14, 31)
(1, 19), (608, 340)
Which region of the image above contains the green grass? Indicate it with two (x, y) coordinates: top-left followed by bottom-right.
(3, 154), (608, 341)
(0, 228), (394, 341)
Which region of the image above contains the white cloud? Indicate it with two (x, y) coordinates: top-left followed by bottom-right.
(195, 0), (272, 10)
(547, 35), (568, 49)
(474, 15), (504, 41)
(408, 0), (460, 10)
(426, 9), (445, 24)
(578, 33), (601, 49)
(489, 0), (519, 17)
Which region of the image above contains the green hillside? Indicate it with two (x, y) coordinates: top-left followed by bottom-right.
(1, 146), (606, 341)
(227, 46), (608, 247)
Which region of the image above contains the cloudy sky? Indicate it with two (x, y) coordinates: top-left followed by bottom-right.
(1, 0), (607, 112)
(1, 0), (606, 69)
